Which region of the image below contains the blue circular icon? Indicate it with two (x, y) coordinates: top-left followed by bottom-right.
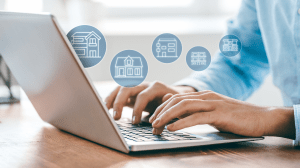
(186, 46), (211, 71)
(110, 50), (148, 87)
(152, 33), (182, 63)
(219, 35), (241, 57)
(67, 25), (106, 68)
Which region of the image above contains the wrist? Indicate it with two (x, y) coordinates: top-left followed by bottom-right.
(172, 85), (197, 94)
(264, 107), (295, 139)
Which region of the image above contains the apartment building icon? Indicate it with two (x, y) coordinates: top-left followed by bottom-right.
(222, 39), (238, 51)
(71, 31), (101, 58)
(156, 38), (177, 57)
(191, 52), (206, 65)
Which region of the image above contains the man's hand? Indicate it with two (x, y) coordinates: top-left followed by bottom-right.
(104, 81), (196, 124)
(149, 91), (295, 139)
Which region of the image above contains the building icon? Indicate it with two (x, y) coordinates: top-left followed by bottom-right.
(191, 52), (206, 65)
(71, 31), (101, 58)
(115, 56), (143, 78)
(156, 38), (177, 57)
(222, 39), (238, 51)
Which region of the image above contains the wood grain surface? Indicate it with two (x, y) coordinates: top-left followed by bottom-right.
(1, 82), (300, 168)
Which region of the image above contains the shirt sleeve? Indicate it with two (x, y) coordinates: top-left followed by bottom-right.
(174, 0), (270, 101)
(293, 105), (300, 146)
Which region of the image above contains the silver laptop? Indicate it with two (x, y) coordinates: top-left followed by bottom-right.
(0, 11), (263, 153)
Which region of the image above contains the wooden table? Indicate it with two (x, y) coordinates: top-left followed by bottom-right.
(1, 83), (300, 168)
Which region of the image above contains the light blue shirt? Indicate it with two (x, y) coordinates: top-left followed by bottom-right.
(175, 0), (300, 145)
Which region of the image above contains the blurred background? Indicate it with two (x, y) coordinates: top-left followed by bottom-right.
(0, 0), (283, 106)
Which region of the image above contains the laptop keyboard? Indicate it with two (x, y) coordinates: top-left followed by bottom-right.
(116, 121), (202, 142)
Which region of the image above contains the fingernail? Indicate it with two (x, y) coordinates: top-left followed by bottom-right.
(132, 116), (136, 124)
(113, 111), (117, 117)
(152, 118), (160, 127)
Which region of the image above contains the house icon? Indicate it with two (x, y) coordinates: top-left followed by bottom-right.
(115, 55), (143, 78)
(156, 38), (177, 57)
(71, 31), (101, 58)
(223, 39), (238, 51)
(191, 52), (206, 65)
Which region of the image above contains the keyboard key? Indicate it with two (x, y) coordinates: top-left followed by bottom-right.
(116, 121), (201, 142)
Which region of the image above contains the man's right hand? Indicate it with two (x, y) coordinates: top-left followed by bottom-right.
(104, 81), (196, 125)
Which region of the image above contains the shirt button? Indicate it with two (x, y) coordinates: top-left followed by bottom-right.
(298, 8), (300, 15)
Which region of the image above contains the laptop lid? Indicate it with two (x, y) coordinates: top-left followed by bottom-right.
(0, 11), (129, 153)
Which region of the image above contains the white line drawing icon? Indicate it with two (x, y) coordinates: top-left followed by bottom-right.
(71, 31), (101, 58)
(222, 39), (238, 51)
(191, 52), (206, 65)
(115, 55), (143, 78)
(156, 38), (177, 57)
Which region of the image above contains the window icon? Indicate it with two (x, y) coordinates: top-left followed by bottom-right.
(191, 52), (206, 65)
(222, 39), (238, 51)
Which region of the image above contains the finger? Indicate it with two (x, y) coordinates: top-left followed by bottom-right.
(150, 93), (210, 123)
(132, 82), (169, 124)
(167, 112), (216, 131)
(156, 95), (208, 119)
(155, 90), (221, 120)
(162, 93), (173, 102)
(152, 91), (211, 119)
(149, 93), (199, 123)
(152, 127), (165, 135)
(113, 86), (145, 120)
(152, 99), (216, 128)
(149, 93), (173, 123)
(149, 91), (215, 134)
(196, 91), (221, 100)
(126, 96), (136, 107)
(104, 86), (121, 109)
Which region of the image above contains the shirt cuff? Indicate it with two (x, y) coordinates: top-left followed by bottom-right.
(293, 105), (300, 146)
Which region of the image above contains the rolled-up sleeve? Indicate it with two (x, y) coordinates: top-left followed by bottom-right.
(293, 105), (300, 146)
(175, 0), (269, 101)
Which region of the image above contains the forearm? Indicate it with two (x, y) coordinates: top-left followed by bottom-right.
(264, 107), (295, 139)
(174, 53), (269, 101)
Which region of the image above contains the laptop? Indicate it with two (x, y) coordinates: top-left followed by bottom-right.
(0, 11), (263, 153)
